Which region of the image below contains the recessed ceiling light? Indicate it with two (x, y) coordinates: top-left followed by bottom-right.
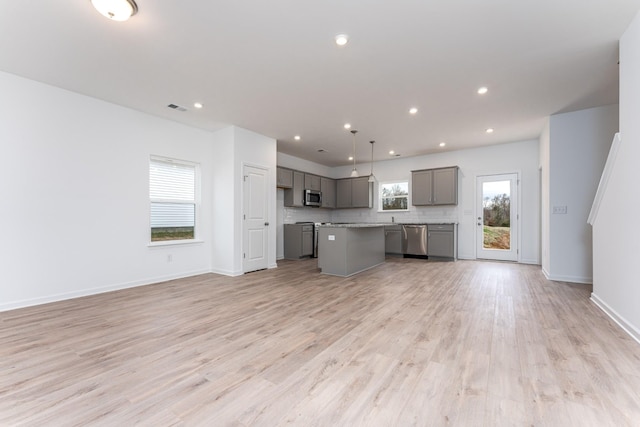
(477, 86), (488, 95)
(389, 150), (395, 155)
(439, 142), (446, 147)
(194, 102), (203, 109)
(348, 156), (354, 161)
(294, 135), (301, 141)
(344, 123), (351, 129)
(91, 0), (138, 21)
(486, 128), (494, 133)
(335, 34), (349, 46)
(409, 107), (418, 115)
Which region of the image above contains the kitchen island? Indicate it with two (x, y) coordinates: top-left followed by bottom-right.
(317, 224), (385, 277)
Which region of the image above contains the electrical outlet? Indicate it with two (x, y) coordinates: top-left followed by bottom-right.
(552, 206), (568, 214)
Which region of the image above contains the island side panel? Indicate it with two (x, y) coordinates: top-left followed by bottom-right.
(345, 227), (385, 276)
(317, 226), (385, 277)
(317, 227), (348, 276)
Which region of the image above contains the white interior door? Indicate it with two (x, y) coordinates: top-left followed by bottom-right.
(476, 173), (518, 261)
(243, 165), (269, 272)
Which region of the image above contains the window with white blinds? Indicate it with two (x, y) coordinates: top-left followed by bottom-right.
(149, 157), (198, 242)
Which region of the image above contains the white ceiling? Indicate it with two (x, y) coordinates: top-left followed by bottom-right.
(1, 1), (638, 166)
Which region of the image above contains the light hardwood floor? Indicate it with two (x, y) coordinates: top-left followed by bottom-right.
(1, 258), (640, 426)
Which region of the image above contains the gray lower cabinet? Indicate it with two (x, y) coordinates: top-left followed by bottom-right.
(427, 224), (456, 259)
(284, 171), (305, 207)
(412, 166), (458, 206)
(277, 167), (293, 188)
(284, 224), (314, 259)
(384, 225), (402, 255)
(320, 177), (336, 208)
(336, 176), (372, 208)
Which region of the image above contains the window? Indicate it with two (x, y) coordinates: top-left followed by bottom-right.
(149, 157), (198, 242)
(379, 181), (409, 211)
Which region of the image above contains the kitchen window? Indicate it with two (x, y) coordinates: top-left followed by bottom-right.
(379, 181), (409, 211)
(149, 156), (199, 242)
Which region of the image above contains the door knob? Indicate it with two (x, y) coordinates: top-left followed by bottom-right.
(264, 222), (270, 226)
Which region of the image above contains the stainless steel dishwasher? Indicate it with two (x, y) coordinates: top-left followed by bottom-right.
(402, 224), (428, 256)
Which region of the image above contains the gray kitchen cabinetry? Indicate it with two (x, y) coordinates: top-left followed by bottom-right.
(321, 177), (336, 208)
(412, 166), (458, 206)
(427, 224), (456, 259)
(277, 167), (293, 188)
(336, 176), (372, 208)
(384, 224), (403, 255)
(304, 174), (321, 191)
(284, 224), (314, 259)
(283, 171), (305, 207)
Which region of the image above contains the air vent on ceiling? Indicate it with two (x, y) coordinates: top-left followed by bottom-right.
(167, 103), (187, 112)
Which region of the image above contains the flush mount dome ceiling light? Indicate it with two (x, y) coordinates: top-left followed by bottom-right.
(91, 0), (138, 21)
(335, 34), (349, 46)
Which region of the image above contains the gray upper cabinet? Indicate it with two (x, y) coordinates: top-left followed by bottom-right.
(336, 176), (372, 208)
(411, 170), (433, 205)
(351, 176), (371, 208)
(304, 174), (321, 191)
(277, 167), (293, 188)
(284, 170), (305, 207)
(320, 177), (336, 208)
(336, 179), (352, 208)
(412, 166), (458, 206)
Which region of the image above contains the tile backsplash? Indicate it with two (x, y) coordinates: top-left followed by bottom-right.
(283, 205), (458, 224)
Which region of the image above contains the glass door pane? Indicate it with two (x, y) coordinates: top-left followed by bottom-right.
(482, 180), (511, 250)
(476, 173), (518, 261)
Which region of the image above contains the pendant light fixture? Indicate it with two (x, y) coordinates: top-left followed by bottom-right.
(350, 130), (359, 177)
(91, 0), (138, 21)
(368, 140), (376, 183)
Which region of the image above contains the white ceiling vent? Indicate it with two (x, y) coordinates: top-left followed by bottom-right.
(167, 103), (187, 112)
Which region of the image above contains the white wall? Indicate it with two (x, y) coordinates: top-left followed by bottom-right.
(0, 72), (278, 311)
(592, 10), (640, 341)
(210, 127), (237, 275)
(279, 139), (541, 264)
(545, 104), (619, 283)
(0, 71), (214, 310)
(277, 152), (333, 178)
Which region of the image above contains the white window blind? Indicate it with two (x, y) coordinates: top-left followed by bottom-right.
(150, 158), (197, 240)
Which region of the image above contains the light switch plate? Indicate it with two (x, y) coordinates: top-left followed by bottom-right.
(552, 205), (568, 214)
(328, 235), (335, 241)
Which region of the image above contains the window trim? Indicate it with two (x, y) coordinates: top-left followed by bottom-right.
(149, 155), (201, 244)
(378, 180), (410, 212)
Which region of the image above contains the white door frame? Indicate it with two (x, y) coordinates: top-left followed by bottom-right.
(476, 173), (520, 262)
(242, 163), (269, 273)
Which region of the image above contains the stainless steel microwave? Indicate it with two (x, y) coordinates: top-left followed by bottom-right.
(304, 189), (322, 207)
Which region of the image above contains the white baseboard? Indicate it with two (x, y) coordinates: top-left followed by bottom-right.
(0, 268), (211, 313)
(542, 268), (592, 284)
(591, 293), (640, 345)
(210, 267), (244, 277)
(519, 258), (540, 265)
